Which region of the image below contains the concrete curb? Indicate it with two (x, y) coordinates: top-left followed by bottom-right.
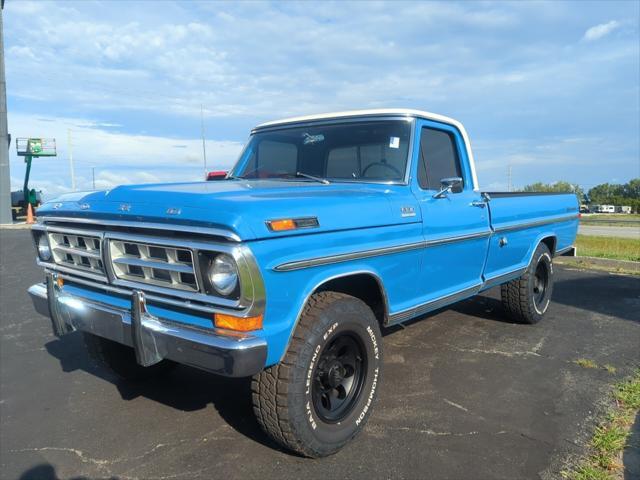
(555, 255), (640, 274)
(0, 222), (32, 230)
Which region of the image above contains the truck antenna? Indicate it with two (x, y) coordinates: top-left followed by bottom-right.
(200, 104), (207, 179)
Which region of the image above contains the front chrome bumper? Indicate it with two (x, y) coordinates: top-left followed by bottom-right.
(28, 273), (267, 377)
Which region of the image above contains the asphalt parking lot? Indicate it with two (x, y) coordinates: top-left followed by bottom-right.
(1, 229), (639, 480)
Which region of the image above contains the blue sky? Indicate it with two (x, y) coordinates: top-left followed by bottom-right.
(5, 0), (639, 198)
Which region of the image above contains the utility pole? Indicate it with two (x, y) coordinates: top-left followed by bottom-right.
(200, 104), (207, 179)
(0, 3), (13, 224)
(67, 128), (76, 190)
(507, 164), (513, 192)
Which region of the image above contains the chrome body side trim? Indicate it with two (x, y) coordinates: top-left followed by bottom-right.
(480, 267), (527, 290)
(492, 214), (579, 233)
(28, 274), (267, 377)
(426, 230), (491, 247)
(274, 241), (424, 272)
(388, 284), (483, 324)
(274, 230), (491, 272)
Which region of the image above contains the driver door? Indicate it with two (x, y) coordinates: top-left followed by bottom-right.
(412, 120), (491, 305)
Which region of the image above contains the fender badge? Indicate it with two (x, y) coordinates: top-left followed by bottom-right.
(119, 203), (131, 212)
(52, 203), (63, 209)
(80, 203), (90, 210)
(166, 207), (181, 215)
(400, 206), (416, 217)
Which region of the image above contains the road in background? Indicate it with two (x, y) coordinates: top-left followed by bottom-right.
(579, 225), (640, 239)
(1, 229), (639, 480)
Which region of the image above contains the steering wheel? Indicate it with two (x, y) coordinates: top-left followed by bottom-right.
(362, 161), (402, 178)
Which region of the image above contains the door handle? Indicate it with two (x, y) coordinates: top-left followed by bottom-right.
(470, 201), (486, 208)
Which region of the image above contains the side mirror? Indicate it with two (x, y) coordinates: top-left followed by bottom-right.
(433, 177), (463, 199)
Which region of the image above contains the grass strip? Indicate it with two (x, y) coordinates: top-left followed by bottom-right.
(575, 235), (640, 262)
(563, 369), (640, 480)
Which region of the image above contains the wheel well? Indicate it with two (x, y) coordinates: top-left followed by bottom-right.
(315, 273), (387, 325)
(540, 236), (557, 255)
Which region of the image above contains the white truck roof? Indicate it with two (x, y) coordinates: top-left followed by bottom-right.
(254, 109), (479, 190)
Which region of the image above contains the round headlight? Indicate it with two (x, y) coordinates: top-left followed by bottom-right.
(37, 235), (52, 261)
(208, 254), (238, 296)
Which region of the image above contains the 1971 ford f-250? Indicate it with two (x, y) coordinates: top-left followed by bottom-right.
(28, 109), (579, 457)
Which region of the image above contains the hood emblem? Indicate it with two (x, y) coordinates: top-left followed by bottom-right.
(166, 207), (181, 215)
(119, 203), (131, 212)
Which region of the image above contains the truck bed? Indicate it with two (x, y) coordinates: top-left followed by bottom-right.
(482, 192), (579, 285)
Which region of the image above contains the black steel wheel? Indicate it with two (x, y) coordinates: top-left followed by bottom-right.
(501, 242), (554, 324)
(252, 292), (383, 458)
(532, 259), (551, 312)
(312, 333), (367, 423)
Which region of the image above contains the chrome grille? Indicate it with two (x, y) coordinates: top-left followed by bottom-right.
(108, 239), (198, 292)
(48, 232), (104, 274)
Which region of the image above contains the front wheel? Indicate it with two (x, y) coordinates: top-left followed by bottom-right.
(501, 242), (554, 324)
(252, 292), (383, 457)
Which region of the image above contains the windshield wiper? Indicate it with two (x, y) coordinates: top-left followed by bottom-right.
(294, 172), (330, 185)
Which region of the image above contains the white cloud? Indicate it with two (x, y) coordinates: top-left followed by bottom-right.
(583, 20), (620, 41)
(4, 1), (639, 195)
(8, 113), (244, 199)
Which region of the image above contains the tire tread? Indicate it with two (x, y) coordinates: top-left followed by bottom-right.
(251, 291), (352, 457)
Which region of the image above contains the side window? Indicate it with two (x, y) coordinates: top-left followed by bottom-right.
(257, 140), (297, 174)
(417, 127), (463, 191)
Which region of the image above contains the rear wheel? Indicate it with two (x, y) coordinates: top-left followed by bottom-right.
(252, 292), (382, 457)
(83, 333), (176, 381)
(501, 242), (554, 324)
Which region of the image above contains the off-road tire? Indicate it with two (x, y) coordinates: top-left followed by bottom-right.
(83, 333), (176, 381)
(252, 292), (383, 457)
(501, 242), (554, 324)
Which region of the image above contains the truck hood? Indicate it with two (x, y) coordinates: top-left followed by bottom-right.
(37, 180), (419, 241)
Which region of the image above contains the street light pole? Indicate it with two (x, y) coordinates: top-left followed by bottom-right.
(0, 4), (13, 224)
(68, 128), (76, 190)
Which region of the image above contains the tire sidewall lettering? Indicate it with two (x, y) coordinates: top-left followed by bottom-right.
(301, 311), (382, 439)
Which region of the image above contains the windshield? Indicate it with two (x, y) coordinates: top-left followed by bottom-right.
(230, 120), (412, 183)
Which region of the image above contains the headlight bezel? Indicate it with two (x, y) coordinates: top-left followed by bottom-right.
(35, 232), (52, 262)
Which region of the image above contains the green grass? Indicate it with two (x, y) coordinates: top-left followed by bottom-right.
(563, 370), (640, 480)
(575, 358), (599, 369)
(575, 235), (640, 262)
(580, 214), (640, 228)
(581, 214), (640, 221)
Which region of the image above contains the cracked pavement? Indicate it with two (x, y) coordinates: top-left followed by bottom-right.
(1, 229), (639, 480)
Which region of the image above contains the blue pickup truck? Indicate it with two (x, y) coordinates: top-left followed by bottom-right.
(28, 109), (578, 457)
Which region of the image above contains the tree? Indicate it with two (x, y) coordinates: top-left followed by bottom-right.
(521, 181), (585, 204)
(587, 178), (640, 213)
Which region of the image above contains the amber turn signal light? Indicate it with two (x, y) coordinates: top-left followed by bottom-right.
(268, 219), (296, 232)
(214, 313), (263, 332)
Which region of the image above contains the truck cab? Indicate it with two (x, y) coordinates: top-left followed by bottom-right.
(28, 109), (579, 457)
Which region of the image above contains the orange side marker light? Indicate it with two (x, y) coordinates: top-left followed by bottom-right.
(214, 313), (263, 332)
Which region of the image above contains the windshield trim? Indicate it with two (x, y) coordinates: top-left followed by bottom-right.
(231, 117), (415, 186)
